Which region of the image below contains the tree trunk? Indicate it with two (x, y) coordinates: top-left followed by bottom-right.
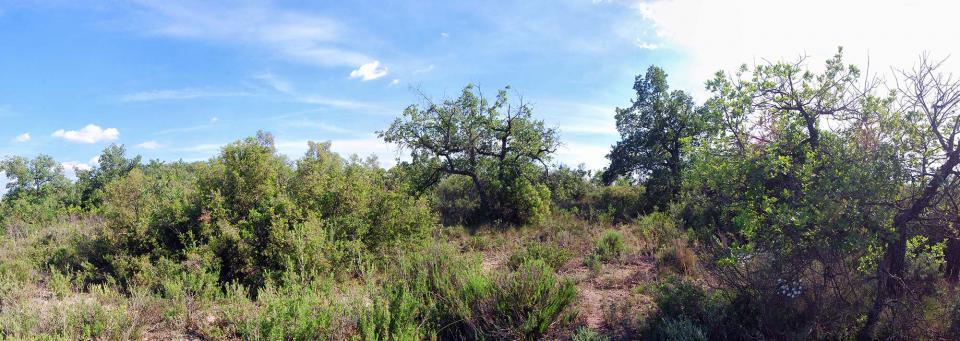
(945, 231), (960, 283)
(859, 153), (960, 339)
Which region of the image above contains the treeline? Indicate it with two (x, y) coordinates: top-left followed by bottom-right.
(2, 48), (960, 339)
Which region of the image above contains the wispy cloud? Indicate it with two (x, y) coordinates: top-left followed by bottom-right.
(173, 143), (224, 153)
(133, 0), (374, 68)
(14, 133), (30, 143)
(254, 72), (294, 93)
(134, 140), (164, 150)
(298, 95), (376, 110)
(538, 101), (618, 136)
(350, 60), (389, 81)
(278, 118), (352, 134)
(412, 64), (435, 75)
(121, 88), (250, 102)
(52, 124), (119, 144)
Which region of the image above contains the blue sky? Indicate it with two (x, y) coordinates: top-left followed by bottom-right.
(0, 0), (681, 174)
(3, 0), (958, 180)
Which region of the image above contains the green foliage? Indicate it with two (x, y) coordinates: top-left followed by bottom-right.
(593, 230), (626, 263)
(604, 66), (717, 209)
(380, 244), (492, 339)
(240, 278), (345, 340)
(594, 183), (646, 224)
(0, 154), (75, 226)
(488, 259), (577, 340)
(645, 277), (732, 340)
(508, 241), (572, 271)
(76, 144), (142, 207)
(571, 326), (610, 341)
(380, 84), (560, 225)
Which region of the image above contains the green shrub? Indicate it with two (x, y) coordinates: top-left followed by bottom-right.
(433, 175), (484, 226)
(648, 318), (706, 341)
(593, 230), (626, 263)
(383, 245), (492, 339)
(591, 184), (646, 223)
(509, 180), (553, 226)
(508, 241), (571, 271)
(571, 326), (610, 341)
(359, 284), (424, 341)
(635, 212), (682, 252)
(644, 277), (736, 340)
(237, 278), (348, 340)
(486, 259), (577, 340)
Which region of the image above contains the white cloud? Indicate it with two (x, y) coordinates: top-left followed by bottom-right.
(440, 32), (450, 39)
(412, 64), (435, 75)
(210, 117), (219, 123)
(135, 141), (164, 150)
(121, 88), (249, 102)
(52, 124), (119, 144)
(634, 40), (660, 50)
(134, 1), (371, 67)
(390, 79), (401, 86)
(555, 142), (610, 171)
(62, 161), (93, 172)
(628, 0), (960, 98)
(14, 133), (30, 142)
(349, 60), (389, 81)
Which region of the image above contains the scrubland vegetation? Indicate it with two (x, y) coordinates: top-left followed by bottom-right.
(5, 49), (960, 339)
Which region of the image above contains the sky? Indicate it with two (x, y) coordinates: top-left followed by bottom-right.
(2, 0), (960, 184)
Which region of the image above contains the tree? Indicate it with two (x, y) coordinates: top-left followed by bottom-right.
(683, 50), (906, 337)
(76, 144), (142, 207)
(859, 55), (960, 338)
(603, 66), (714, 208)
(380, 85), (560, 224)
(0, 154), (69, 199)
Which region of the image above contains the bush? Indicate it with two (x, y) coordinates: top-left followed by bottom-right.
(593, 230), (626, 263)
(508, 241), (571, 271)
(379, 244), (493, 339)
(236, 276), (351, 340)
(655, 238), (697, 276)
(571, 326), (610, 341)
(434, 175), (484, 226)
(486, 259), (577, 340)
(642, 277), (762, 340)
(635, 212), (682, 253)
(592, 184), (646, 224)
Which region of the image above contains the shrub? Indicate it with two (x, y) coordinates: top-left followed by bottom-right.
(571, 326), (611, 341)
(655, 238), (697, 276)
(381, 244), (493, 339)
(485, 259), (577, 340)
(635, 212), (682, 253)
(591, 184), (646, 223)
(647, 318), (707, 341)
(508, 241), (571, 271)
(644, 277), (745, 340)
(236, 277), (350, 340)
(593, 230), (626, 263)
(434, 175), (483, 226)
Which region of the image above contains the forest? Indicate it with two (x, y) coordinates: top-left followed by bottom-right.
(3, 49), (960, 340)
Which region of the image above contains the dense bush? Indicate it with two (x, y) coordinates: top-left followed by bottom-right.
(507, 241), (572, 271)
(593, 230), (626, 262)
